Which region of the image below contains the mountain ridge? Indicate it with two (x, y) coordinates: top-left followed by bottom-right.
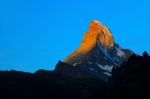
(58, 20), (133, 80)
(64, 20), (132, 66)
(64, 20), (115, 64)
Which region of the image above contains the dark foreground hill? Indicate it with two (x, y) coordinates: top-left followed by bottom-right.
(107, 52), (150, 99)
(0, 69), (106, 99)
(0, 52), (150, 99)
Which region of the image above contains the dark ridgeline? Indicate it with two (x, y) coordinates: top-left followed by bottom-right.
(0, 68), (106, 99)
(0, 52), (150, 99)
(107, 51), (150, 99)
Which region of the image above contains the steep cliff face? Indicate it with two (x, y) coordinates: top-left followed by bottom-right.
(64, 20), (132, 66)
(61, 20), (133, 80)
(65, 20), (115, 65)
(87, 20), (114, 48)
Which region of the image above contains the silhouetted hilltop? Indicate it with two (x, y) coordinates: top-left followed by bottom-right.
(0, 69), (106, 99)
(107, 51), (150, 99)
(0, 52), (150, 99)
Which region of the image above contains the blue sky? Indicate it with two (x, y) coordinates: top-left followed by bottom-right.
(0, 0), (150, 72)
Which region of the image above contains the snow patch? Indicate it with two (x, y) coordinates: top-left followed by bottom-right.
(103, 72), (112, 76)
(98, 44), (117, 65)
(116, 48), (125, 57)
(73, 63), (79, 66)
(96, 63), (113, 72)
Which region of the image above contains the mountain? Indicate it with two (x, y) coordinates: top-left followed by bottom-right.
(107, 52), (150, 99)
(56, 20), (133, 80)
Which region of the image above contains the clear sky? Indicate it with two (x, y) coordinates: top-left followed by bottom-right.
(0, 0), (150, 72)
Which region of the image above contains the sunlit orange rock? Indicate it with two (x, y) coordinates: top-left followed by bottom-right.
(82, 20), (114, 49)
(64, 20), (114, 64)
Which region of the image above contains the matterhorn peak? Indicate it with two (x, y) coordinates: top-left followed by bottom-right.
(64, 20), (132, 71)
(59, 20), (133, 80)
(64, 20), (115, 64)
(89, 20), (103, 31)
(85, 20), (114, 48)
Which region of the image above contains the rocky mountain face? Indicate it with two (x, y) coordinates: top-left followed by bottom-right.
(56, 20), (133, 81)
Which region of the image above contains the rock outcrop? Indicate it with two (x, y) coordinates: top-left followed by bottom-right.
(58, 20), (133, 81)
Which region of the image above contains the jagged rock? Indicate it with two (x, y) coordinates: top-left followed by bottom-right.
(57, 20), (133, 81)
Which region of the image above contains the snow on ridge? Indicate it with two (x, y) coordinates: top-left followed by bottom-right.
(103, 72), (112, 76)
(96, 63), (113, 72)
(116, 47), (125, 57)
(98, 44), (117, 65)
(73, 63), (79, 66)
